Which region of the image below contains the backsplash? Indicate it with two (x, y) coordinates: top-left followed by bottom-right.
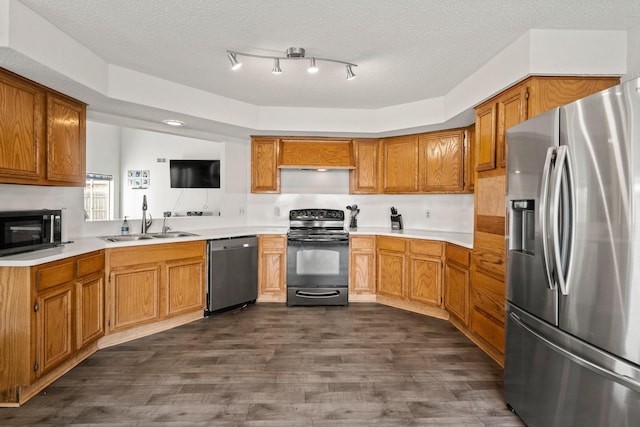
(247, 192), (474, 233)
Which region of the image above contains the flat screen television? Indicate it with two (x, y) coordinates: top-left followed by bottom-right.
(170, 159), (220, 188)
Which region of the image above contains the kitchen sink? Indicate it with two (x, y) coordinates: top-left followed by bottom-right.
(100, 234), (155, 242)
(148, 231), (197, 238)
(99, 231), (198, 243)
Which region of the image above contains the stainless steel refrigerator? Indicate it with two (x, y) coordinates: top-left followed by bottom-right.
(505, 77), (640, 426)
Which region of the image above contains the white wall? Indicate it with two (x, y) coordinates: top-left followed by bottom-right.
(247, 170), (474, 233)
(86, 121), (121, 219)
(624, 25), (640, 82)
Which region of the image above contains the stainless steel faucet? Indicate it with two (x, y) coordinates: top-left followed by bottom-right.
(162, 211), (171, 234)
(141, 195), (153, 233)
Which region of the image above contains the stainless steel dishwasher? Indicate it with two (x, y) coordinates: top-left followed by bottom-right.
(205, 235), (258, 315)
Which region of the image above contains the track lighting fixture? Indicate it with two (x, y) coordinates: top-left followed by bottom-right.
(226, 47), (357, 80)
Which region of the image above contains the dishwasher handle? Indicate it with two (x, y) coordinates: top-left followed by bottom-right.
(208, 236), (258, 251)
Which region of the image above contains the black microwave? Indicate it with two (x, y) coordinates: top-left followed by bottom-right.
(0, 210), (62, 257)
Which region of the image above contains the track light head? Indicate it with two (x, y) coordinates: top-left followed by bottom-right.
(227, 52), (242, 70)
(346, 65), (356, 80)
(308, 57), (319, 74)
(272, 58), (282, 74)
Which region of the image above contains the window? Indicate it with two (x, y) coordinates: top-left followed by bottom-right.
(84, 173), (113, 221)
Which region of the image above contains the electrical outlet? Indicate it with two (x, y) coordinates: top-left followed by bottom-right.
(239, 207), (246, 216)
(425, 210), (431, 219)
(274, 207), (281, 216)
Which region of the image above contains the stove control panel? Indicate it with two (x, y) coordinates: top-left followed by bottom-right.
(289, 209), (344, 221)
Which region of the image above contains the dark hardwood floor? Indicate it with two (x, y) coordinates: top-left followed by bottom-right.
(0, 303), (524, 426)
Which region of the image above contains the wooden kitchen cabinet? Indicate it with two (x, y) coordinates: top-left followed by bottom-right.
(444, 243), (470, 326)
(468, 76), (619, 365)
(419, 129), (465, 192)
(34, 282), (74, 378)
(251, 137), (280, 193)
(349, 235), (376, 296)
(32, 251), (105, 379)
(407, 240), (443, 308)
(108, 263), (161, 332)
(380, 135), (420, 193)
(279, 138), (354, 168)
(165, 257), (206, 317)
(258, 235), (287, 300)
(0, 67), (86, 186)
(0, 69), (45, 183)
(474, 76), (619, 174)
(377, 237), (443, 309)
(350, 139), (380, 193)
(46, 93), (86, 185)
(105, 241), (206, 333)
(377, 236), (407, 299)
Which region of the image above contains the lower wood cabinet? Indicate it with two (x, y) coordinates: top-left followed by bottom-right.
(105, 241), (206, 334)
(108, 263), (161, 332)
(34, 282), (74, 377)
(377, 236), (443, 309)
(75, 273), (105, 349)
(257, 235), (287, 300)
(0, 250), (105, 404)
(349, 235), (376, 296)
(444, 243), (470, 326)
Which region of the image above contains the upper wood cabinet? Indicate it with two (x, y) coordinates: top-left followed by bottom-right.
(350, 139), (380, 194)
(279, 138), (354, 168)
(474, 76), (619, 173)
(251, 137), (280, 193)
(46, 93), (86, 185)
(379, 135), (420, 193)
(419, 129), (465, 192)
(0, 70), (45, 182)
(0, 68), (86, 186)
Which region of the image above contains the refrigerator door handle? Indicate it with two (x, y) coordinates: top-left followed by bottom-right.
(509, 312), (640, 393)
(540, 147), (556, 290)
(551, 145), (575, 296)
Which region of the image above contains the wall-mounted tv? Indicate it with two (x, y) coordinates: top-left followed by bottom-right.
(170, 159), (220, 188)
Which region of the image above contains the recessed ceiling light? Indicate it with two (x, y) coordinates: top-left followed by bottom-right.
(163, 119), (185, 127)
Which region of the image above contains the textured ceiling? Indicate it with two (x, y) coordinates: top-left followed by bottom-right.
(16, 0), (640, 110)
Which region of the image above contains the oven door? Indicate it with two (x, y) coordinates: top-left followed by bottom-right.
(287, 237), (349, 288)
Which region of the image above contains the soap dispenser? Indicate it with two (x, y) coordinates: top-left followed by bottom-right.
(121, 216), (130, 235)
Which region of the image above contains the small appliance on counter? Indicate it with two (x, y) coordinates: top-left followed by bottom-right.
(0, 209), (62, 256)
(346, 204), (360, 229)
(390, 207), (403, 230)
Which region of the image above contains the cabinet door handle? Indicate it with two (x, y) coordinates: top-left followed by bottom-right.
(33, 301), (39, 312)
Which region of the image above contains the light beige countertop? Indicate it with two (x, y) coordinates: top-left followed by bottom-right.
(349, 227), (473, 249)
(0, 226), (472, 267)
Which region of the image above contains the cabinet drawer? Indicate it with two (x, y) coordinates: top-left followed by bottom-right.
(76, 251), (104, 278)
(471, 267), (505, 323)
(36, 261), (74, 291)
(350, 236), (374, 250)
(377, 236), (406, 252)
(470, 308), (505, 353)
(409, 240), (442, 257)
(446, 243), (470, 267)
(259, 235), (287, 250)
